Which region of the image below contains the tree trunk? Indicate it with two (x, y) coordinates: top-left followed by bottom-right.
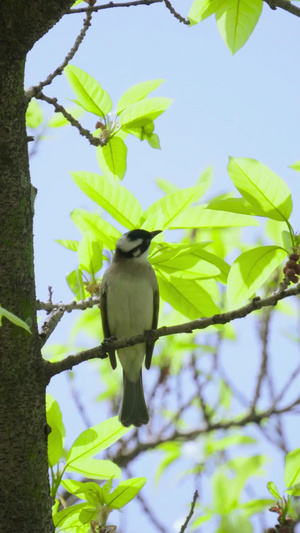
(0, 56), (54, 531)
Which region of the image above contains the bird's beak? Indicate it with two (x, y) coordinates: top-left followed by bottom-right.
(150, 230), (162, 240)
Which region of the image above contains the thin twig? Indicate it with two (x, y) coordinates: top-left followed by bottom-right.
(264, 0), (300, 18)
(68, 0), (162, 14)
(45, 283), (300, 379)
(37, 296), (100, 313)
(26, 9), (93, 101)
(179, 490), (198, 533)
(250, 307), (273, 411)
(35, 92), (102, 146)
(163, 0), (189, 25)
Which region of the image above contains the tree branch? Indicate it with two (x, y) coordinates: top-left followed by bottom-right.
(68, 0), (162, 14)
(36, 296), (100, 313)
(179, 491), (198, 533)
(26, 8), (93, 101)
(113, 395), (300, 468)
(264, 0), (300, 17)
(35, 92), (102, 146)
(163, 0), (190, 25)
(44, 282), (300, 380)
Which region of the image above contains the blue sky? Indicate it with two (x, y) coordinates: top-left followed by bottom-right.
(25, 3), (300, 531)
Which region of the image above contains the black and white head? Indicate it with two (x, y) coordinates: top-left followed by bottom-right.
(115, 229), (162, 261)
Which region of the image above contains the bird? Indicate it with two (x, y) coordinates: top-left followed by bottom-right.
(100, 229), (161, 427)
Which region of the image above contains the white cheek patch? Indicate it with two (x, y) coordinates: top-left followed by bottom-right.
(117, 234), (143, 253)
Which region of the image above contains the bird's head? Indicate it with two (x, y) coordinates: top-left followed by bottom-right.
(115, 229), (162, 261)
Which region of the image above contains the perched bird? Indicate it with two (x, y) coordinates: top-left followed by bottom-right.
(100, 229), (161, 427)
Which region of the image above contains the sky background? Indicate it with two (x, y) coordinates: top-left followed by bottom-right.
(25, 2), (300, 531)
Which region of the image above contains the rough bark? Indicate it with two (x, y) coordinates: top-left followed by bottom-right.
(0, 1), (73, 530)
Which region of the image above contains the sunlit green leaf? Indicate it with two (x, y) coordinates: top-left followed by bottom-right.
(53, 503), (88, 528)
(207, 197), (256, 215)
(205, 435), (255, 455)
(289, 160), (300, 172)
(266, 481), (281, 500)
(240, 498), (274, 517)
(155, 442), (181, 482)
(285, 448), (300, 488)
(66, 268), (88, 300)
(156, 177), (179, 195)
(0, 305), (31, 334)
(97, 136), (127, 180)
(188, 0), (222, 24)
(71, 209), (121, 249)
(151, 243), (220, 278)
(71, 171), (142, 228)
(77, 232), (103, 274)
(104, 477), (146, 509)
(64, 65), (112, 117)
(227, 157), (293, 221)
(66, 417), (128, 468)
(170, 206), (259, 229)
(26, 98), (43, 128)
(216, 0), (263, 54)
(157, 271), (220, 320)
(117, 79), (165, 114)
(65, 457), (121, 479)
(120, 97), (172, 129)
(46, 395), (65, 467)
(227, 245), (287, 307)
(56, 239), (79, 252)
(142, 184), (207, 229)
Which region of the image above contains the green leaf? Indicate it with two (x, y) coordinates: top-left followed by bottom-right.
(46, 395), (65, 467)
(157, 271), (220, 320)
(142, 184), (207, 229)
(77, 232), (103, 274)
(156, 177), (179, 195)
(151, 243), (220, 278)
(227, 245), (287, 307)
(0, 305), (31, 334)
(207, 197), (256, 215)
(48, 106), (85, 127)
(65, 417), (128, 468)
(267, 481), (281, 500)
(289, 160), (300, 172)
(62, 480), (105, 508)
(205, 435), (256, 455)
(53, 503), (88, 528)
(117, 79), (165, 114)
(216, 0), (263, 54)
(188, 0), (222, 24)
(71, 171), (142, 228)
(227, 157), (293, 221)
(64, 65), (112, 117)
(65, 457), (121, 479)
(240, 498), (275, 517)
(97, 136), (127, 180)
(146, 132), (161, 149)
(56, 239), (79, 252)
(285, 448), (300, 488)
(66, 268), (88, 300)
(71, 209), (121, 249)
(119, 97), (172, 129)
(26, 98), (43, 128)
(104, 477), (146, 509)
(170, 206), (259, 229)
(155, 442), (181, 482)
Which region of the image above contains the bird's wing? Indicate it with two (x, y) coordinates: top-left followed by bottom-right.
(145, 288), (159, 370)
(100, 284), (117, 370)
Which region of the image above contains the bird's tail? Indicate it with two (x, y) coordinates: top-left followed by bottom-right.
(119, 370), (149, 427)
